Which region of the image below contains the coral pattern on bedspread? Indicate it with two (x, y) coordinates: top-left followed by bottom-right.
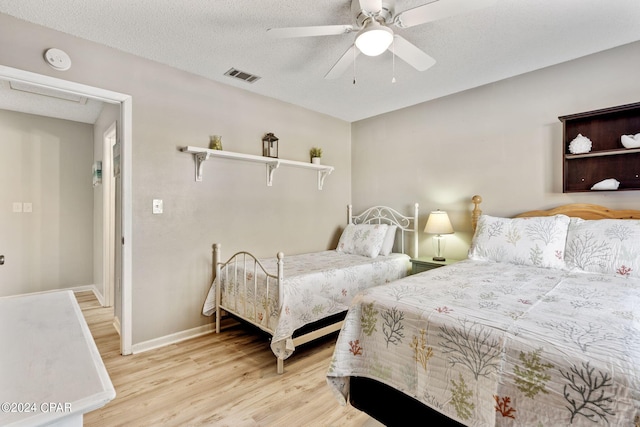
(203, 251), (410, 359)
(327, 260), (640, 426)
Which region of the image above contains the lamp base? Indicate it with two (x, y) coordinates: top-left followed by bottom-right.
(432, 256), (446, 262)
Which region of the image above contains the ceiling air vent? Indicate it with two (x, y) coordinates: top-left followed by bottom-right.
(224, 68), (261, 84)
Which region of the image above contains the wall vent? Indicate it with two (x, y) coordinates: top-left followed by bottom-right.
(224, 68), (261, 84)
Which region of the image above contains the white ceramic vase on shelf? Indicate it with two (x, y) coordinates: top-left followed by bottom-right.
(311, 157), (321, 165)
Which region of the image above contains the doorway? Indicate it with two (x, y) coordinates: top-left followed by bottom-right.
(103, 122), (117, 309)
(0, 65), (133, 355)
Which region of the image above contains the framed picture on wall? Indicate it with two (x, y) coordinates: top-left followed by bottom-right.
(92, 161), (102, 187)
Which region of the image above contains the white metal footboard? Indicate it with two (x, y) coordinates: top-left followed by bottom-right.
(213, 244), (294, 373)
(213, 243), (284, 335)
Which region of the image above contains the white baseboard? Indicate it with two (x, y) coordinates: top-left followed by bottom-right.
(113, 316), (121, 336)
(131, 323), (215, 354)
(72, 286), (214, 355)
(90, 285), (105, 306)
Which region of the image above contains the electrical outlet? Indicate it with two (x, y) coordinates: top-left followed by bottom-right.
(152, 199), (163, 214)
(23, 203), (33, 213)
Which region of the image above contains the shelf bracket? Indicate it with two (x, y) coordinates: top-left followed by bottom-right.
(317, 168), (332, 190)
(266, 161), (280, 187)
(194, 151), (211, 182)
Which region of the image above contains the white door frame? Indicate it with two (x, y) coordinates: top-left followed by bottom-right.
(0, 65), (133, 355)
(103, 122), (117, 308)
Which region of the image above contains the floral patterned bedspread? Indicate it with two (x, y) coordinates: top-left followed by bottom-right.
(327, 259), (640, 426)
(202, 251), (410, 359)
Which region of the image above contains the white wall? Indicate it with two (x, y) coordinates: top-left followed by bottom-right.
(352, 41), (640, 261)
(0, 109), (94, 296)
(0, 14), (351, 345)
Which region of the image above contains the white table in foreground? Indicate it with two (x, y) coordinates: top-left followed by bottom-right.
(0, 290), (115, 426)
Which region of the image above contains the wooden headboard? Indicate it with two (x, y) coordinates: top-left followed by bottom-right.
(514, 204), (640, 220)
(471, 194), (640, 231)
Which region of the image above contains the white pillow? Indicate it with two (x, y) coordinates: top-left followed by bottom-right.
(564, 217), (640, 277)
(468, 214), (570, 269)
(336, 224), (389, 258)
(378, 225), (397, 256)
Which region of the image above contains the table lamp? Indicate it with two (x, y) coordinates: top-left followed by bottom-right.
(424, 210), (454, 261)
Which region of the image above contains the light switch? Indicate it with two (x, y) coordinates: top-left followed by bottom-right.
(23, 203), (32, 213)
(12, 202), (22, 213)
(152, 199), (163, 214)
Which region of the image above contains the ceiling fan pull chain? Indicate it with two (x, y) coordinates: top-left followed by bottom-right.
(353, 45), (357, 85)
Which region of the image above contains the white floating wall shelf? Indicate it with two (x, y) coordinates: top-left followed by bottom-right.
(181, 146), (334, 190)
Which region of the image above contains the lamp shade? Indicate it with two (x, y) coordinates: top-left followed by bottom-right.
(424, 210), (454, 235)
(355, 21), (393, 56)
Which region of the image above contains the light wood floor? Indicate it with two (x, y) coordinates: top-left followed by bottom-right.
(76, 291), (381, 427)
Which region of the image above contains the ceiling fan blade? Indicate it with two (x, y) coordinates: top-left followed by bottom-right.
(395, 0), (496, 28)
(324, 45), (361, 79)
(390, 35), (436, 71)
(359, 0), (382, 16)
(267, 25), (354, 38)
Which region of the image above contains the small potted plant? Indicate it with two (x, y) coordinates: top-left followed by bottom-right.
(209, 135), (223, 150)
(310, 147), (322, 164)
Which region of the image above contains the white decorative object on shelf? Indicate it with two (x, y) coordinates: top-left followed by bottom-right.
(621, 133), (640, 149)
(591, 178), (620, 191)
(568, 133), (592, 154)
(181, 146), (334, 190)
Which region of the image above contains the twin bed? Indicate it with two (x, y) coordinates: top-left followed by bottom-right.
(327, 196), (640, 426)
(202, 203), (419, 373)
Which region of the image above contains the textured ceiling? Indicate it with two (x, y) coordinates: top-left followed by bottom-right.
(1, 0), (640, 123)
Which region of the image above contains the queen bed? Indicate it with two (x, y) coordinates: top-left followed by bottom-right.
(327, 195), (640, 426)
(202, 203), (419, 373)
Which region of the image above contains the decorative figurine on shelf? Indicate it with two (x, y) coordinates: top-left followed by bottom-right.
(568, 133), (592, 154)
(310, 147), (322, 164)
(591, 178), (620, 191)
(209, 135), (223, 150)
(621, 133), (640, 149)
(262, 132), (278, 158)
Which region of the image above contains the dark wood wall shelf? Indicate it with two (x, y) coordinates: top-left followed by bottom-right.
(560, 102), (640, 193)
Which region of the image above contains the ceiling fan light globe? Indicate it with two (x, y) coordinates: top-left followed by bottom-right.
(355, 23), (393, 56)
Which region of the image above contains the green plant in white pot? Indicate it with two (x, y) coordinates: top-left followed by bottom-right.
(310, 147), (322, 164)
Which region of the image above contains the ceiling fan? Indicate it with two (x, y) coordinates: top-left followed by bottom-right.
(267, 0), (496, 79)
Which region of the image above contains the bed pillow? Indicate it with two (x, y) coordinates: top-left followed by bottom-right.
(378, 225), (397, 256)
(564, 217), (640, 277)
(336, 224), (389, 258)
(468, 214), (570, 269)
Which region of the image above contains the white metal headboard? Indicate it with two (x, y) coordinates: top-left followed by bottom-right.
(348, 203), (419, 258)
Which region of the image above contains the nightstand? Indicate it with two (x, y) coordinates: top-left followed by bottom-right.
(410, 257), (461, 274)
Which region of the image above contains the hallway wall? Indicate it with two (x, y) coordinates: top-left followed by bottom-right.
(0, 108), (94, 296)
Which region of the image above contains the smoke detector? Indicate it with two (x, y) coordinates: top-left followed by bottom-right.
(44, 48), (72, 71)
